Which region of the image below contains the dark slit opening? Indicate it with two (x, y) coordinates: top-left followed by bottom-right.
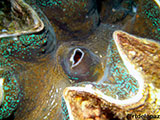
(73, 50), (83, 65)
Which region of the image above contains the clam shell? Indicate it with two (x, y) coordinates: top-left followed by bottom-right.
(0, 0), (56, 119)
(62, 30), (160, 120)
(0, 0), (44, 38)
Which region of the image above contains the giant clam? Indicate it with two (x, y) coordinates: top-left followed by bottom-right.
(62, 30), (160, 120)
(0, 0), (159, 120)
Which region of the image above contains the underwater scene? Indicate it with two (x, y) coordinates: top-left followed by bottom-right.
(0, 0), (160, 120)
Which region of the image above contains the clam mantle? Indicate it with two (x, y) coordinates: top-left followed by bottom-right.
(62, 30), (160, 120)
(0, 0), (160, 120)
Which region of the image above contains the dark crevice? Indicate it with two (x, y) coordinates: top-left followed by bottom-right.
(73, 50), (83, 65)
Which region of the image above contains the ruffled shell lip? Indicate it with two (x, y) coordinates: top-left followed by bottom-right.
(62, 30), (153, 120)
(0, 0), (44, 38)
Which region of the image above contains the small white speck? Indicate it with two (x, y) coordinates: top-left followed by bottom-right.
(51, 99), (55, 106)
(13, 37), (18, 41)
(138, 67), (143, 71)
(112, 8), (116, 12)
(116, 95), (119, 100)
(43, 116), (48, 119)
(150, 83), (155, 89)
(47, 112), (50, 116)
(101, 63), (104, 69)
(95, 51), (98, 54)
(86, 84), (93, 89)
(49, 89), (53, 95)
(1, 29), (7, 32)
(132, 6), (137, 13)
(51, 95), (54, 98)
(56, 89), (58, 93)
(63, 8), (66, 11)
(0, 78), (4, 87)
(129, 51), (136, 56)
(153, 55), (159, 61)
(99, 55), (102, 58)
(7, 48), (11, 52)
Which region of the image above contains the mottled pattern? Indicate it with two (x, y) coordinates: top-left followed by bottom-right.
(114, 31), (160, 88)
(0, 0), (56, 119)
(62, 31), (160, 120)
(0, 70), (20, 119)
(0, 0), (160, 120)
(95, 39), (139, 100)
(61, 97), (69, 120)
